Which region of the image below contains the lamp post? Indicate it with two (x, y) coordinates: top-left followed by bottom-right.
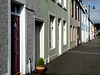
(88, 5), (95, 41)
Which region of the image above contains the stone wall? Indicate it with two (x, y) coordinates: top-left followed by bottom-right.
(26, 0), (40, 63)
(0, 0), (8, 74)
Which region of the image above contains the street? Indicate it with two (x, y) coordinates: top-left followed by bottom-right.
(27, 38), (100, 75)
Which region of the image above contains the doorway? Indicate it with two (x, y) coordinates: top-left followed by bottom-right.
(35, 20), (44, 64)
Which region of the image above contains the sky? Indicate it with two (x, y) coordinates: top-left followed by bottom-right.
(82, 0), (100, 24)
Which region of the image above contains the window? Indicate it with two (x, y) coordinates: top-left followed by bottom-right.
(73, 27), (75, 41)
(82, 14), (83, 24)
(70, 25), (72, 42)
(75, 3), (77, 20)
(49, 15), (56, 49)
(72, 0), (74, 17)
(63, 21), (67, 45)
(78, 7), (80, 21)
(57, 0), (62, 6)
(63, 0), (66, 9)
(11, 2), (21, 13)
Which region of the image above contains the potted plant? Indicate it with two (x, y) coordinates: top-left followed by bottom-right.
(36, 58), (45, 74)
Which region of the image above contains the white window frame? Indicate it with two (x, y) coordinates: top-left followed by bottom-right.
(73, 27), (75, 41)
(58, 0), (61, 4)
(63, 20), (67, 45)
(70, 25), (73, 42)
(49, 12), (56, 50)
(57, 0), (62, 6)
(63, 0), (67, 9)
(82, 14), (83, 24)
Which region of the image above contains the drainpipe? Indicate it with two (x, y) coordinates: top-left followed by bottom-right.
(28, 58), (31, 73)
(88, 5), (90, 41)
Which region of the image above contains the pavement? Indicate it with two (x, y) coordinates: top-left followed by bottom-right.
(27, 38), (100, 75)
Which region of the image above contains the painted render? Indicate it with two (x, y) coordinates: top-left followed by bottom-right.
(70, 0), (81, 49)
(0, 0), (40, 75)
(88, 18), (95, 41)
(81, 8), (86, 43)
(40, 0), (69, 63)
(0, 0), (8, 74)
(0, 0), (70, 74)
(81, 5), (88, 43)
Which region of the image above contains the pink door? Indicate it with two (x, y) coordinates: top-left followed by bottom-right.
(11, 15), (20, 75)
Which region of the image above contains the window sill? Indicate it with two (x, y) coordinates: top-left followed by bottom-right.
(71, 16), (74, 18)
(57, 2), (62, 7)
(63, 44), (67, 47)
(52, 0), (56, 2)
(49, 47), (56, 51)
(63, 6), (67, 11)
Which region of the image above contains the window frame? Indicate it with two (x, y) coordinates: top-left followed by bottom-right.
(57, 0), (62, 7)
(63, 0), (67, 10)
(48, 12), (56, 50)
(78, 6), (80, 21)
(75, 3), (77, 20)
(63, 20), (67, 45)
(72, 0), (74, 17)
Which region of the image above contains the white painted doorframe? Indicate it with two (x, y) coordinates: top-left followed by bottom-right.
(58, 18), (62, 55)
(8, 0), (27, 75)
(34, 16), (45, 64)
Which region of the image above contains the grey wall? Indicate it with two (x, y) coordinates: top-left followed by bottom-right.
(26, 0), (40, 63)
(26, 0), (40, 17)
(0, 0), (8, 74)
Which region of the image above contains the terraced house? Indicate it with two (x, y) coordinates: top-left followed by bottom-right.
(70, 0), (82, 49)
(39, 0), (70, 64)
(0, 0), (40, 75)
(81, 5), (88, 43)
(0, 0), (70, 75)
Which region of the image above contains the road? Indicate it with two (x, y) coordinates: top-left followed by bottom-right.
(27, 38), (100, 75)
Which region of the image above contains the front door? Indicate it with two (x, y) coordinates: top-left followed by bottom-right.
(11, 15), (20, 75)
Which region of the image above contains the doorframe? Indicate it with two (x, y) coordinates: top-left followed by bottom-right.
(8, 0), (27, 75)
(57, 16), (62, 55)
(34, 16), (45, 63)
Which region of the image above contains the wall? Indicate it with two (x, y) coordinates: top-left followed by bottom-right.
(40, 0), (69, 62)
(26, 0), (40, 63)
(0, 0), (8, 74)
(70, 0), (81, 49)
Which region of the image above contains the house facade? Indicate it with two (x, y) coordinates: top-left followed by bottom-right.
(70, 0), (81, 49)
(0, 0), (96, 75)
(90, 21), (95, 40)
(88, 18), (95, 41)
(0, 0), (41, 75)
(81, 5), (88, 43)
(0, 0), (70, 75)
(39, 0), (70, 64)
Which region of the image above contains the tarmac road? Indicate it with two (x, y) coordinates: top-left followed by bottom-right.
(27, 38), (100, 75)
